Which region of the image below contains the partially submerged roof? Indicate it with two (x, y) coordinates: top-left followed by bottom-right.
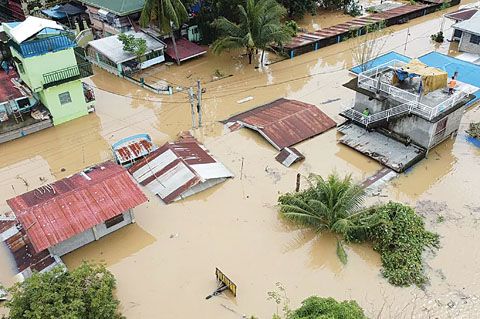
(4, 16), (64, 44)
(112, 134), (157, 166)
(88, 31), (165, 64)
(445, 8), (478, 22)
(164, 38), (207, 62)
(453, 11), (480, 35)
(42, 3), (86, 19)
(6, 161), (147, 253)
(275, 147), (305, 167)
(81, 0), (145, 16)
(129, 132), (233, 204)
(224, 98), (337, 150)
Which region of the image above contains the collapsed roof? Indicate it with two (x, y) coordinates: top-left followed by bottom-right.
(129, 132), (233, 204)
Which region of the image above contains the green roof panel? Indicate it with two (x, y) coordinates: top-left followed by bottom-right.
(82, 0), (145, 16)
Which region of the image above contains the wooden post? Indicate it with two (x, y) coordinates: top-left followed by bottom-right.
(295, 173), (301, 192)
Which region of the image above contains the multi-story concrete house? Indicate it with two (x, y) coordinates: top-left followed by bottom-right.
(3, 16), (95, 126)
(80, 0), (144, 37)
(339, 58), (474, 172)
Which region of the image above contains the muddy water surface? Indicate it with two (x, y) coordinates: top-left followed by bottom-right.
(1, 2), (480, 318)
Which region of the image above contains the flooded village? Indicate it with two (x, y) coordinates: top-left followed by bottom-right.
(1, 0), (480, 318)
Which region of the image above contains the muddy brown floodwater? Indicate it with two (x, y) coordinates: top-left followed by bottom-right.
(2, 2), (480, 318)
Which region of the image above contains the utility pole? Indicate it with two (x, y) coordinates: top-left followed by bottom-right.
(197, 79), (202, 127)
(188, 87), (196, 129)
(403, 28), (410, 55)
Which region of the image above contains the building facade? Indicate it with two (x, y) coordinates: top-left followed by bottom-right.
(339, 59), (473, 171)
(3, 16), (95, 125)
(453, 11), (480, 55)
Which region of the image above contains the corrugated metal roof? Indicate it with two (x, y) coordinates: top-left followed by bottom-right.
(112, 134), (157, 166)
(129, 132), (233, 204)
(224, 98), (336, 150)
(88, 31), (165, 64)
(453, 11), (480, 35)
(4, 16), (64, 44)
(81, 0), (145, 16)
(445, 8), (478, 22)
(275, 147), (305, 167)
(285, 4), (430, 49)
(164, 38), (207, 62)
(6, 161), (147, 253)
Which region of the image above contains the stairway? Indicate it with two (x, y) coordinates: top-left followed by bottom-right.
(340, 102), (412, 128)
(7, 100), (23, 123)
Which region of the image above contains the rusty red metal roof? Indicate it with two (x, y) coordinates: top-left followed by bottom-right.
(275, 147), (305, 167)
(129, 132), (233, 204)
(6, 161), (147, 253)
(112, 134), (157, 167)
(445, 8), (478, 22)
(0, 70), (26, 103)
(224, 98), (336, 150)
(285, 4), (430, 49)
(164, 38), (207, 62)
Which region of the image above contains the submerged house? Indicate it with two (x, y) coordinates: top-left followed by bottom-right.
(452, 11), (480, 55)
(80, 0), (144, 36)
(0, 161), (147, 280)
(340, 58), (474, 172)
(129, 132), (233, 204)
(2, 16), (95, 128)
(86, 30), (166, 75)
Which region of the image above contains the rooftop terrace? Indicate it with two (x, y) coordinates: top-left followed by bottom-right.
(357, 60), (469, 120)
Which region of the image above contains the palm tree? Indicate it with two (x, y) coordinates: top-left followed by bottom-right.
(211, 0), (291, 66)
(140, 0), (188, 65)
(278, 173), (382, 263)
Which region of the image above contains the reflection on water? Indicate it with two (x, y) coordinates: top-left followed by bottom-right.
(62, 223), (156, 268)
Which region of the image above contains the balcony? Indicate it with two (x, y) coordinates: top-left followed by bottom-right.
(10, 34), (76, 58)
(43, 62), (93, 89)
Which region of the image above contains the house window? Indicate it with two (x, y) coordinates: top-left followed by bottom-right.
(470, 34), (480, 45)
(105, 214), (125, 228)
(435, 117), (448, 137)
(17, 63), (25, 73)
(59, 92), (72, 105)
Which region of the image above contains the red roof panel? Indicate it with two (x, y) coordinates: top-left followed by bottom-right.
(6, 161), (147, 253)
(445, 8), (478, 22)
(224, 98), (336, 150)
(164, 38), (207, 62)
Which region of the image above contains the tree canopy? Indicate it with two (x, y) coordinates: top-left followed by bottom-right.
(211, 0), (291, 65)
(6, 263), (123, 319)
(140, 0), (188, 32)
(118, 33), (147, 58)
(288, 296), (367, 319)
(278, 173), (440, 287)
(279, 0), (317, 18)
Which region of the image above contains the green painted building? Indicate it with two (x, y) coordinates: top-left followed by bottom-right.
(3, 16), (94, 125)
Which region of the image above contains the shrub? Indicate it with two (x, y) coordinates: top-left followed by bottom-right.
(288, 296), (367, 319)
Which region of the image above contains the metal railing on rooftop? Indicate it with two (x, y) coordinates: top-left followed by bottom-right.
(10, 34), (76, 58)
(43, 62), (93, 89)
(357, 59), (468, 120)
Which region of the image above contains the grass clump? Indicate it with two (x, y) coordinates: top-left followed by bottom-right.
(288, 296), (367, 319)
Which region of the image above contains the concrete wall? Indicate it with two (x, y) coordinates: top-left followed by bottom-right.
(387, 106), (464, 149)
(48, 210), (134, 256)
(353, 92), (401, 113)
(459, 32), (480, 55)
(429, 106), (464, 148)
(38, 79), (88, 125)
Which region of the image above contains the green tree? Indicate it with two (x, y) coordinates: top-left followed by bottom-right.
(279, 0), (317, 19)
(6, 263), (123, 319)
(140, 0), (188, 65)
(118, 33), (148, 60)
(211, 0), (292, 66)
(278, 173), (381, 263)
(288, 296), (367, 319)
